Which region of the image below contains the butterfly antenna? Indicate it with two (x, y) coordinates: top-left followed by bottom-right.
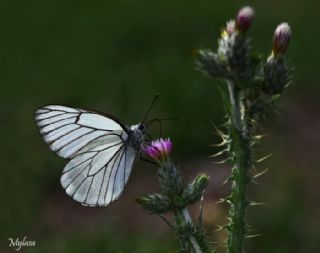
(142, 93), (159, 124)
(145, 117), (179, 127)
(145, 117), (179, 137)
(157, 116), (179, 121)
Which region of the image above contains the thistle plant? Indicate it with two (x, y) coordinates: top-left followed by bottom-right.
(136, 6), (291, 253)
(137, 138), (212, 253)
(195, 6), (292, 253)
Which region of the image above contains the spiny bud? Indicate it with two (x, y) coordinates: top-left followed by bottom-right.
(181, 174), (209, 206)
(136, 193), (172, 214)
(195, 49), (228, 78)
(235, 6), (255, 33)
(272, 22), (292, 56)
(263, 56), (289, 95)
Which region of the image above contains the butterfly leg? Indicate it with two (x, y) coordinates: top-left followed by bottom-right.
(151, 118), (162, 137)
(138, 152), (157, 165)
(145, 132), (154, 142)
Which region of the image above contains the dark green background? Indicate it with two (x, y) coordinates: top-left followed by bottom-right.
(1, 0), (319, 252)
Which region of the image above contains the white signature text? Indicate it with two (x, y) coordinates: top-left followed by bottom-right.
(8, 236), (36, 251)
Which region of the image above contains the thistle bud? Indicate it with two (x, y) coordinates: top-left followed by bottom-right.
(226, 20), (236, 35)
(272, 23), (291, 56)
(235, 6), (255, 33)
(182, 174), (209, 206)
(195, 49), (228, 78)
(136, 193), (172, 214)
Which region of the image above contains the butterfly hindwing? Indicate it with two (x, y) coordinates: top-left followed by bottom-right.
(35, 105), (138, 207)
(60, 135), (136, 206)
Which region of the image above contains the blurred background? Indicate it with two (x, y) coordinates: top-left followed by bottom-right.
(0, 0), (319, 252)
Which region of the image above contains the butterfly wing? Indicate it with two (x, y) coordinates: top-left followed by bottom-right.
(34, 105), (127, 158)
(35, 105), (137, 206)
(61, 135), (136, 206)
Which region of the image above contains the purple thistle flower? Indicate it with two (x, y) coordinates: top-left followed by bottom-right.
(143, 138), (172, 164)
(235, 6), (255, 33)
(272, 22), (292, 56)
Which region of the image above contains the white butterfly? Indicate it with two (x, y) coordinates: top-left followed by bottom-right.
(34, 104), (148, 207)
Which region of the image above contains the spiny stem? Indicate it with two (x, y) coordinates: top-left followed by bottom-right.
(227, 80), (242, 132)
(174, 208), (203, 253)
(227, 80), (251, 253)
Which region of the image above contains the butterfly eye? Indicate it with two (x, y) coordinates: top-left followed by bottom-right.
(138, 124), (145, 131)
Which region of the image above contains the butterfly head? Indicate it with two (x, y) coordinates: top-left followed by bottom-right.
(130, 123), (146, 132)
(138, 124), (146, 131)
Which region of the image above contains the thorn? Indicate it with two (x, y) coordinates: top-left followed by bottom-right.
(221, 176), (232, 185)
(225, 199), (232, 205)
(214, 158), (230, 164)
(252, 134), (268, 141)
(221, 179), (228, 185)
(198, 195), (204, 233)
(256, 154), (272, 163)
(159, 214), (176, 231)
(214, 198), (225, 205)
(210, 122), (229, 139)
(250, 164), (258, 174)
(246, 234), (262, 238)
(210, 139), (229, 147)
(251, 179), (260, 185)
(210, 148), (229, 158)
(249, 201), (266, 206)
(214, 224), (224, 232)
(218, 239), (228, 248)
(253, 168), (269, 179)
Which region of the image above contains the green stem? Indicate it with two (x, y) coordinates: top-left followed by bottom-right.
(226, 80), (251, 253)
(174, 208), (203, 253)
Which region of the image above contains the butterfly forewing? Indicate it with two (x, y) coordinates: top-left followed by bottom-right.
(34, 105), (125, 158)
(35, 105), (138, 207)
